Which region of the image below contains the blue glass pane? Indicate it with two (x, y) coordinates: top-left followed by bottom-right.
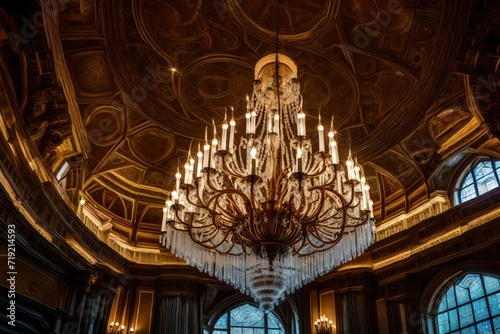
(449, 309), (460, 331)
(268, 313), (284, 330)
(477, 176), (499, 195)
(473, 298), (490, 321)
(459, 325), (475, 334)
(488, 294), (500, 316)
(215, 313), (228, 329)
(484, 276), (500, 294)
(230, 329), (242, 334)
(476, 320), (493, 334)
(438, 312), (450, 333)
(474, 161), (493, 179)
(447, 288), (457, 309)
(269, 330), (282, 334)
(230, 304), (264, 327)
(214, 331), (227, 334)
(462, 173), (474, 187)
(469, 275), (485, 299)
(438, 296), (448, 313)
(493, 315), (500, 332)
(460, 184), (476, 202)
(458, 304), (474, 327)
(455, 285), (471, 305)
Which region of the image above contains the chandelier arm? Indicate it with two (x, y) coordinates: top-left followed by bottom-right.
(344, 212), (370, 227)
(305, 160), (327, 178)
(204, 189), (252, 226)
(303, 202), (350, 249)
(215, 198), (248, 229)
(344, 180), (358, 207)
(298, 188), (326, 225)
(204, 171), (225, 193)
(183, 186), (212, 212)
(219, 152), (248, 179)
(308, 221), (346, 245)
(188, 215), (240, 251)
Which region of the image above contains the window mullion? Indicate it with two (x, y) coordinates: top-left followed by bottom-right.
(492, 159), (500, 185)
(471, 162), (480, 198)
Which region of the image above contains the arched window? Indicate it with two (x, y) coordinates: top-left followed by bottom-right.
(436, 273), (500, 333)
(208, 303), (285, 334)
(454, 158), (500, 204)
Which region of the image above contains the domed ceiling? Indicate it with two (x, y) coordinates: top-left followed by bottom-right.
(44, 0), (494, 247)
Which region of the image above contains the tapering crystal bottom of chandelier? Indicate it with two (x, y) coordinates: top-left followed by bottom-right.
(247, 244), (292, 312)
(160, 221), (375, 311)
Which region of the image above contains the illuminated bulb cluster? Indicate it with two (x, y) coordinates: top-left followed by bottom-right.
(314, 315), (334, 334)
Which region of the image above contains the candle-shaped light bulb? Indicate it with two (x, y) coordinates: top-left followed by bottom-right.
(354, 163), (361, 181)
(203, 127), (210, 168)
(175, 167), (181, 193)
(251, 110), (256, 134)
(273, 112), (280, 137)
(245, 111), (251, 134)
(346, 153), (356, 180)
(329, 118), (339, 164)
(130, 329), (135, 334)
(211, 120), (218, 168)
(297, 111), (306, 136)
(250, 147), (257, 175)
(297, 146), (303, 173)
(221, 110), (228, 150)
(115, 322), (119, 327)
(121, 325), (125, 330)
(196, 144), (203, 177)
(171, 190), (178, 201)
(318, 112), (325, 152)
(229, 107), (236, 152)
(364, 183), (371, 210)
(184, 161), (191, 184)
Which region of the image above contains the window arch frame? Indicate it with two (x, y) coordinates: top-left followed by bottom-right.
(421, 262), (500, 334)
(208, 303), (285, 333)
(433, 272), (500, 333)
(204, 297), (298, 334)
(453, 156), (500, 205)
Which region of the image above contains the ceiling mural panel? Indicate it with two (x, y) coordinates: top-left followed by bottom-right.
(49, 0), (480, 244)
(70, 53), (117, 97)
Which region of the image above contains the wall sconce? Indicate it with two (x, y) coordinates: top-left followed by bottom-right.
(314, 315), (333, 334)
(108, 322), (135, 334)
(108, 322), (125, 334)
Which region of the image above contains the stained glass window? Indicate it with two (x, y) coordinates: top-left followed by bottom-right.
(208, 304), (285, 334)
(455, 158), (500, 204)
(436, 273), (500, 333)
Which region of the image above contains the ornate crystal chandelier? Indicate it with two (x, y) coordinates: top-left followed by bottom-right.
(159, 7), (375, 312)
(159, 52), (375, 311)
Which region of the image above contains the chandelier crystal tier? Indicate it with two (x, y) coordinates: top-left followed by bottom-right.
(159, 52), (375, 311)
